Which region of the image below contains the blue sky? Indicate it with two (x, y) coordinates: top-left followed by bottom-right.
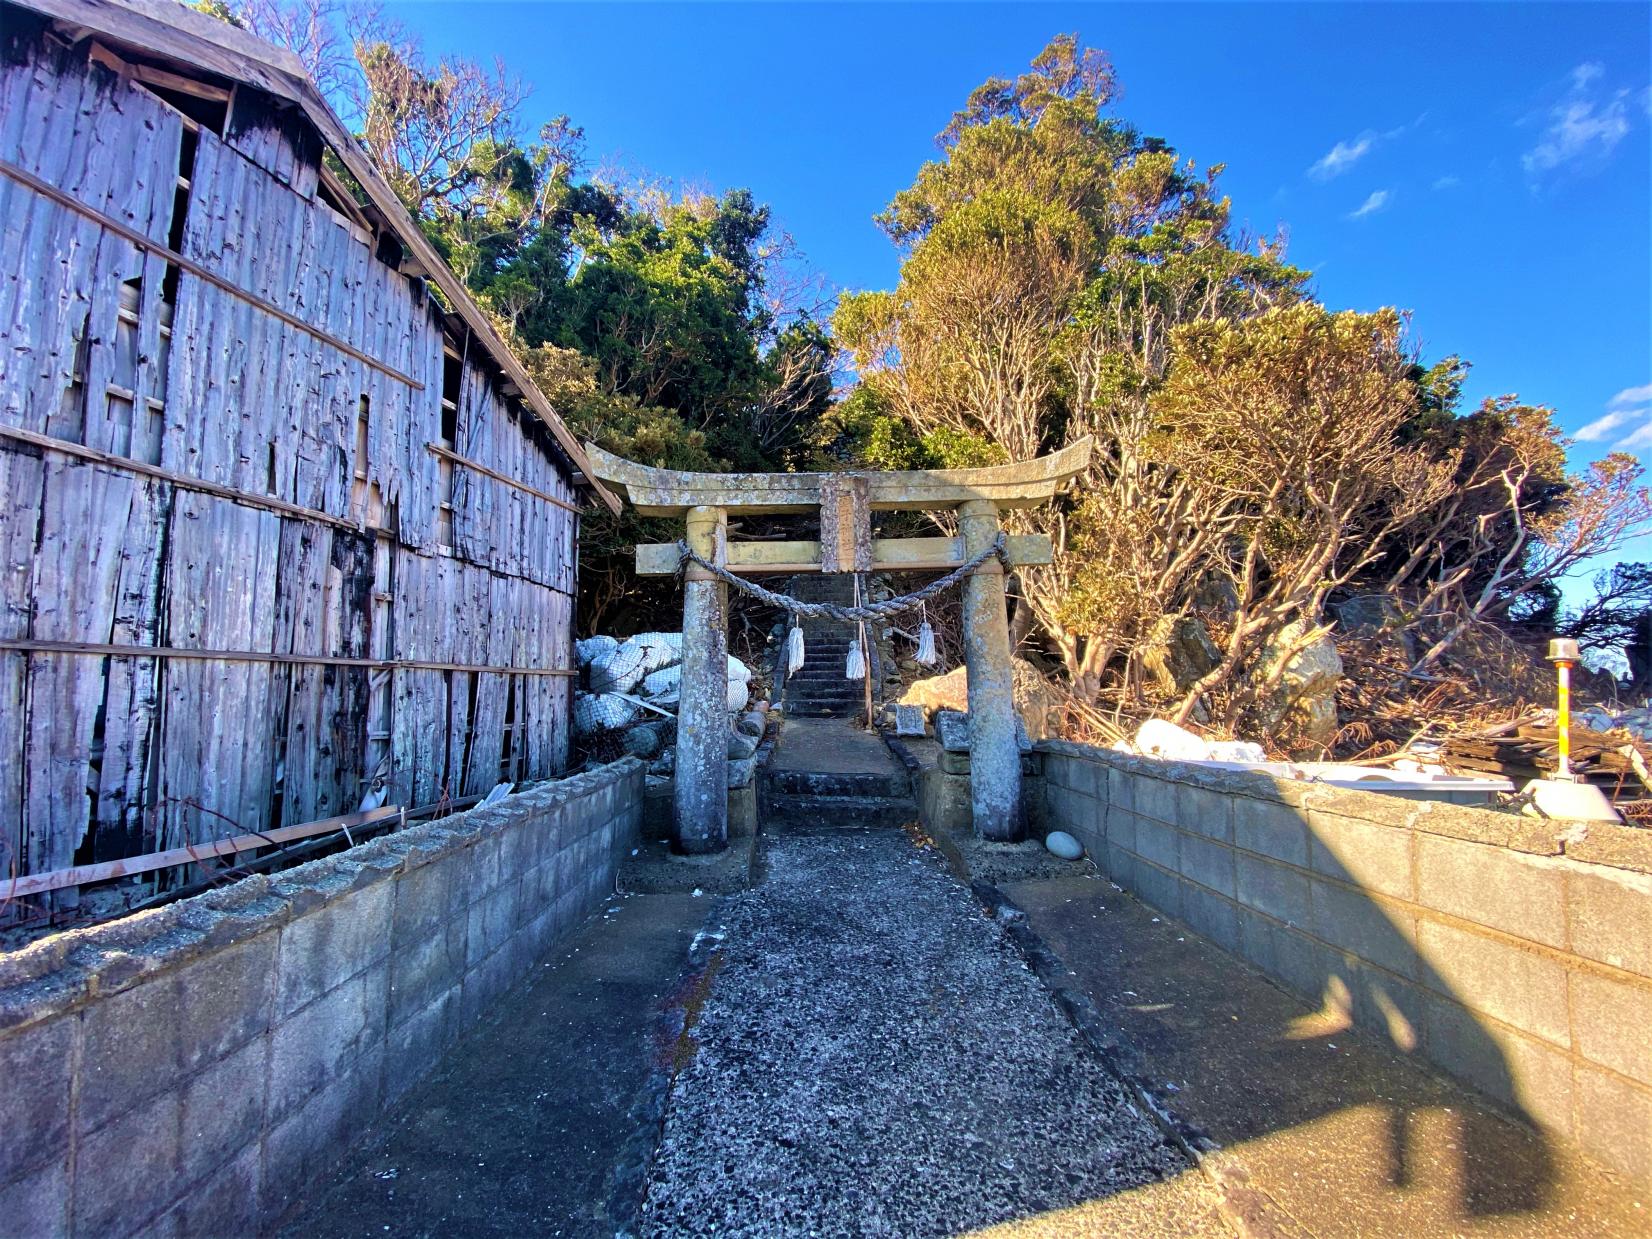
(395, 0), (1651, 587)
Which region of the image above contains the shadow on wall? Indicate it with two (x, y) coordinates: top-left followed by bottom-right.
(1039, 745), (1652, 1218)
(1236, 839), (1554, 1218)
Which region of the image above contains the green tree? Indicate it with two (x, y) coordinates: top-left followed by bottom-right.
(1143, 306), (1444, 727)
(212, 0), (834, 626)
(836, 33), (1308, 698)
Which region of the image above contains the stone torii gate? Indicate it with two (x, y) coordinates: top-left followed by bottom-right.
(585, 439), (1093, 855)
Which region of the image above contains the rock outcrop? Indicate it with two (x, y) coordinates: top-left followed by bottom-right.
(1254, 623), (1344, 747)
(899, 657), (1055, 741)
(1140, 615), (1222, 696)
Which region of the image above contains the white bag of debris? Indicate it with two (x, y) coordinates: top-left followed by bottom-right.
(589, 631), (685, 693)
(574, 691), (639, 735)
(1135, 719), (1266, 764)
(727, 673), (749, 713)
(587, 643), (647, 694)
(642, 664), (682, 702)
(638, 655), (750, 711)
(628, 632), (684, 673)
(575, 635), (619, 665)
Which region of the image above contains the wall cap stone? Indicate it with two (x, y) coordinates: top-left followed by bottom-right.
(0, 758), (644, 1033)
(1036, 741), (1652, 875)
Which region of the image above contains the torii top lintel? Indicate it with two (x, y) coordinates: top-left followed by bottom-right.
(582, 437), (1094, 517)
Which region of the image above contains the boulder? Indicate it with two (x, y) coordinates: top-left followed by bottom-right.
(1333, 593), (1406, 635)
(623, 725), (664, 760)
(935, 708), (1032, 754)
(727, 731), (759, 760)
(893, 704), (927, 738)
(1332, 593), (1415, 660)
(735, 711), (765, 738)
(1140, 615), (1221, 695)
(901, 665), (968, 716)
(1193, 576), (1240, 614)
(727, 755), (759, 789)
(900, 656), (1053, 741)
(1045, 830), (1084, 860)
(1255, 623), (1344, 747)
(1010, 657), (1056, 741)
(933, 708), (970, 751)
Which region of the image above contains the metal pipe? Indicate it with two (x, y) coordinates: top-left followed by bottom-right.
(1547, 637), (1583, 781)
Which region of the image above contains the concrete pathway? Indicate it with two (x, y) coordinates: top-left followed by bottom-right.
(279, 710), (1646, 1238)
(638, 830), (1226, 1237)
(767, 716), (906, 777)
(1006, 872), (1650, 1238)
(279, 893), (707, 1238)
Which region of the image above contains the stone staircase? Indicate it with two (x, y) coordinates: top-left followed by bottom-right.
(760, 717), (916, 832)
(781, 575), (871, 719)
(763, 765), (917, 831)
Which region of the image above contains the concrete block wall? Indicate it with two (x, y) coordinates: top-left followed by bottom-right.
(1039, 740), (1652, 1185)
(0, 758), (644, 1238)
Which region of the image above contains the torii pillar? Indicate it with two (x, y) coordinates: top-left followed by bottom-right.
(959, 499), (1023, 841)
(676, 505), (728, 853)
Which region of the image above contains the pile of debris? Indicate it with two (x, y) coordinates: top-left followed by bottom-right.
(572, 633), (754, 735)
(1440, 711), (1652, 806)
(570, 632), (771, 789)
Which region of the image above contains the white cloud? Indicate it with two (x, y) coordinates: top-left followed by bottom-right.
(1576, 409), (1638, 441)
(1577, 384), (1652, 449)
(1523, 64), (1635, 174)
(1309, 134), (1373, 180)
(1432, 175), (1460, 190)
(1347, 190), (1390, 219)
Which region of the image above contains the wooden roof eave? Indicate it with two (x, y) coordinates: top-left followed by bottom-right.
(14, 0), (622, 516)
(584, 437), (1095, 518)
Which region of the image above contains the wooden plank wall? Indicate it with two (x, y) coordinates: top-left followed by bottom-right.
(0, 23), (577, 915)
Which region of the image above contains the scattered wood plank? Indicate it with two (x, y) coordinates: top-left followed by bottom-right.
(3, 806), (401, 898)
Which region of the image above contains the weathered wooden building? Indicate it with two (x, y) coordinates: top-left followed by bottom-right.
(0, 0), (618, 916)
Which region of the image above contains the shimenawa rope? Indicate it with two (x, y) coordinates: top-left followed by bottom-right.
(675, 532), (1008, 623)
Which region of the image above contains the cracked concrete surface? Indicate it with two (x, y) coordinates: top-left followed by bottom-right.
(638, 831), (1219, 1237)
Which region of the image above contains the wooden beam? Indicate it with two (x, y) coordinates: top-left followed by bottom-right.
(0, 638), (577, 676)
(635, 534), (1054, 576)
(315, 158), (375, 234)
(2, 806), (403, 899)
(426, 442), (582, 516)
(0, 158), (425, 389)
(587, 439), (1094, 517)
(1, 423), (366, 531)
(89, 39), (232, 99)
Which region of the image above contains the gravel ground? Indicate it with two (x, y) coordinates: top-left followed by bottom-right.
(639, 830), (1194, 1238)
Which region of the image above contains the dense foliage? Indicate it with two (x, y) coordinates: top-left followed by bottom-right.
(836, 35), (1652, 736)
(208, 0), (832, 629)
(207, 6), (1652, 731)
